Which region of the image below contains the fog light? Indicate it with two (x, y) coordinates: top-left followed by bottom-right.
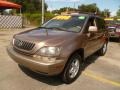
(33, 55), (56, 63)
(33, 55), (41, 58)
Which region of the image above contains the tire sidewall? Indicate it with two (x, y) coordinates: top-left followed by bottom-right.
(102, 43), (107, 55)
(62, 53), (82, 84)
(98, 42), (107, 56)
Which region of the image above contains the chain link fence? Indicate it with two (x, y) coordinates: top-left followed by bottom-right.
(0, 15), (23, 29)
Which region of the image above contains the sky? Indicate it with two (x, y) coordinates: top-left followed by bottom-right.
(45, 0), (120, 16)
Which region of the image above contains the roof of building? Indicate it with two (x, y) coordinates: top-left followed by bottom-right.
(0, 0), (21, 9)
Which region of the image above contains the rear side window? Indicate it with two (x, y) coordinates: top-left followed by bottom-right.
(96, 18), (106, 31)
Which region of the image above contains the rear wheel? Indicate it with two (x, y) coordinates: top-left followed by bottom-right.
(118, 36), (120, 42)
(97, 43), (107, 56)
(62, 53), (82, 84)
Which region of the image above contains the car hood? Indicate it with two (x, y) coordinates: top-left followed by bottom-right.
(15, 28), (77, 46)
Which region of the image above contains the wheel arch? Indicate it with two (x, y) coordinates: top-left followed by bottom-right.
(67, 48), (84, 63)
(61, 48), (85, 83)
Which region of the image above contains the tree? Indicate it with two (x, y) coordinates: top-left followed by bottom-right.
(78, 3), (111, 18)
(52, 7), (77, 14)
(103, 9), (111, 17)
(100, 9), (111, 18)
(9, 0), (48, 13)
(78, 3), (100, 14)
(117, 7), (120, 16)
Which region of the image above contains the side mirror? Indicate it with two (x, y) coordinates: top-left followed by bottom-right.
(88, 26), (98, 32)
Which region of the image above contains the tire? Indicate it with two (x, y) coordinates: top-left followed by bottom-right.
(118, 37), (120, 42)
(62, 53), (82, 84)
(97, 43), (107, 56)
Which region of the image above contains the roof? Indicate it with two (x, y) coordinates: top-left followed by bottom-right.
(61, 13), (97, 17)
(0, 0), (21, 9)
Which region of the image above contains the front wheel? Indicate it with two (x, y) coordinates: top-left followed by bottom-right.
(97, 43), (108, 56)
(62, 53), (82, 84)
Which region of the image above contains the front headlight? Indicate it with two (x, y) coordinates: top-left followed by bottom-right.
(12, 38), (15, 45)
(36, 47), (61, 57)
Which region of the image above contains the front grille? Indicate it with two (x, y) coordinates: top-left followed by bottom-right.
(13, 47), (32, 56)
(14, 39), (35, 51)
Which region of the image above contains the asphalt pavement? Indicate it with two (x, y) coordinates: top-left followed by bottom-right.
(0, 28), (120, 90)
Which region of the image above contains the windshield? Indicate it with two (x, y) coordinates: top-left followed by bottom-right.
(42, 15), (87, 32)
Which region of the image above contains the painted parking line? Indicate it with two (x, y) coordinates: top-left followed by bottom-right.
(99, 57), (120, 68)
(83, 70), (120, 87)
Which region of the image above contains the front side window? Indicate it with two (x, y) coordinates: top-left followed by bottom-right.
(84, 17), (96, 33)
(42, 15), (87, 32)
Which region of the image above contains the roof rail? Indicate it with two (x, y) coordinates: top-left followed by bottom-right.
(78, 11), (95, 14)
(61, 11), (100, 16)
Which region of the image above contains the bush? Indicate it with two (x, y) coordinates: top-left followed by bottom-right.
(24, 13), (55, 26)
(45, 12), (55, 22)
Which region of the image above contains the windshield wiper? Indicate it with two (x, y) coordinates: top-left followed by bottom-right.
(39, 26), (79, 33)
(39, 26), (66, 31)
(39, 27), (51, 29)
(49, 27), (66, 31)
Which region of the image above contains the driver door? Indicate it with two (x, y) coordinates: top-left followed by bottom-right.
(84, 17), (99, 58)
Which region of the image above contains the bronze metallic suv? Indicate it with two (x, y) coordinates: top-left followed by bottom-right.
(7, 13), (109, 84)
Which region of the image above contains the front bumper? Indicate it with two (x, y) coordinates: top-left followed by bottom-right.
(7, 46), (66, 76)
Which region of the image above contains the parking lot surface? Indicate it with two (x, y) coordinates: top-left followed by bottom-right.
(0, 29), (120, 90)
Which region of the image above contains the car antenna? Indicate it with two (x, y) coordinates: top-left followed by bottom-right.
(41, 26), (48, 36)
(46, 28), (48, 36)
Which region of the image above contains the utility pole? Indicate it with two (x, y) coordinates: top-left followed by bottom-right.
(95, 8), (97, 14)
(74, 2), (75, 9)
(42, 0), (45, 24)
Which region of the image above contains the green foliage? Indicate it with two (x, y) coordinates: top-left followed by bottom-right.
(9, 0), (53, 26)
(100, 9), (111, 17)
(117, 7), (120, 16)
(24, 13), (54, 26)
(52, 7), (77, 14)
(45, 12), (55, 22)
(78, 3), (100, 13)
(9, 0), (47, 13)
(52, 3), (110, 17)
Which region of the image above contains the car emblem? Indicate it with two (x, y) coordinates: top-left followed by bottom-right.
(18, 41), (23, 47)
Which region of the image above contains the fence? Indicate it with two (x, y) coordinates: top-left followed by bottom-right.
(0, 15), (23, 29)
